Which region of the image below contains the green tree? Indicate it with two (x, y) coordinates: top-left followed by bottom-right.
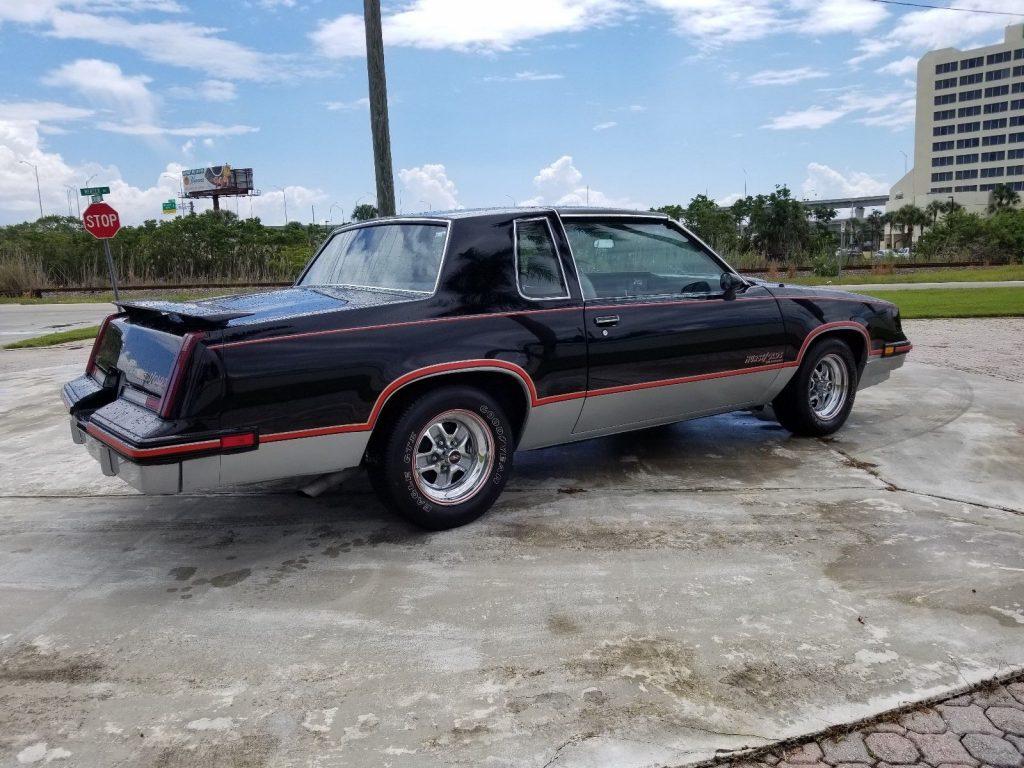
(925, 200), (945, 227)
(680, 194), (738, 253)
(988, 183), (1021, 214)
(651, 204), (684, 220)
(744, 185), (812, 262)
(864, 211), (885, 250)
(352, 203), (379, 221)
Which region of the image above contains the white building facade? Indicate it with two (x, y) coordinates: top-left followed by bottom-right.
(889, 23), (1024, 215)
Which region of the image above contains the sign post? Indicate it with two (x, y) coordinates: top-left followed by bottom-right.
(82, 201), (122, 301)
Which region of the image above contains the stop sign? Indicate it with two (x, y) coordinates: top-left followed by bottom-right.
(82, 202), (121, 240)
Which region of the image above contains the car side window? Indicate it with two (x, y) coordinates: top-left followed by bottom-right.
(515, 218), (569, 300)
(563, 219), (725, 300)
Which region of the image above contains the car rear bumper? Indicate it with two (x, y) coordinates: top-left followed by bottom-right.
(859, 346), (910, 390)
(70, 416), (370, 494)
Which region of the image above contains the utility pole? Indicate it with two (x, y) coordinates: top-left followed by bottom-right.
(20, 160), (43, 219)
(363, 0), (396, 217)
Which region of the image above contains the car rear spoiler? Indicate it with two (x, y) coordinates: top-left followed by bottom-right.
(115, 300), (254, 325)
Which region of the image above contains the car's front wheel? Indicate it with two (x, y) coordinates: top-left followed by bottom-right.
(367, 385), (513, 529)
(772, 338), (858, 437)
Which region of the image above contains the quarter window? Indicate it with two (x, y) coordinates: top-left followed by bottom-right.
(514, 219), (568, 299)
(564, 219), (726, 300)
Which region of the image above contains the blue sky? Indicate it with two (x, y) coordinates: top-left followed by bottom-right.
(1, 0), (1022, 225)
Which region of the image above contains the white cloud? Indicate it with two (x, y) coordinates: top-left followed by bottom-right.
(248, 185), (328, 225)
(765, 88), (914, 131)
(789, 0), (887, 34)
(763, 105), (846, 130)
(180, 138), (194, 156)
(398, 163), (460, 210)
(717, 192), (743, 206)
(483, 70), (564, 82)
(96, 122), (258, 137)
(525, 155), (641, 208)
(849, 0), (1018, 66)
(748, 67), (827, 86)
(592, 121), (617, 131)
(43, 59), (158, 125)
(645, 0), (784, 45)
(197, 79), (237, 102)
(801, 162), (889, 199)
(877, 56), (918, 77)
(324, 97), (370, 111)
(0, 101), (94, 124)
(311, 0), (623, 57)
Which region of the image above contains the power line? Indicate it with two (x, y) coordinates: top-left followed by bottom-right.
(868, 0), (1024, 16)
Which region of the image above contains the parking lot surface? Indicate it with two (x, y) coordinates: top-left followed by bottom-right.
(1, 318), (1022, 768)
(0, 302), (115, 343)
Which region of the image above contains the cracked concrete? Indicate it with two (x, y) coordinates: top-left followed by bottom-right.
(0, 317), (1022, 767)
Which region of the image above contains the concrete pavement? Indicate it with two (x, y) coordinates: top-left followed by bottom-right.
(0, 320), (1022, 767)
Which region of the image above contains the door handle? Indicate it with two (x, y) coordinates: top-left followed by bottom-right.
(594, 315), (620, 327)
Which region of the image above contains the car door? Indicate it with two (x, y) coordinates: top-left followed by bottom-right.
(561, 215), (787, 434)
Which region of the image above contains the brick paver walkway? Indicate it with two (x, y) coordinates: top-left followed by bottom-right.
(718, 676), (1024, 768)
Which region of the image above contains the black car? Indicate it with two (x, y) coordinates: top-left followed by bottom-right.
(64, 208), (911, 529)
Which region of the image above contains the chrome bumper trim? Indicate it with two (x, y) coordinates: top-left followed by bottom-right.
(859, 353), (907, 391)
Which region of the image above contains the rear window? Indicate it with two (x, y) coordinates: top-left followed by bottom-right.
(299, 223), (447, 294)
(114, 322), (184, 398)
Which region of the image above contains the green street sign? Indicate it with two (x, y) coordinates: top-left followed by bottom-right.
(80, 186), (110, 196)
(161, 200), (176, 213)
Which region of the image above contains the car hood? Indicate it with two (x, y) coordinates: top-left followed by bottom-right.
(118, 285), (423, 328)
(761, 281), (894, 307)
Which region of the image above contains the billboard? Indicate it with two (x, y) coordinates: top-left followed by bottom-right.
(182, 165), (253, 197)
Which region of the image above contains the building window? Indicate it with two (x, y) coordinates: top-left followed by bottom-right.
(956, 137), (980, 148)
(933, 140), (955, 151)
(1013, 83), (1024, 94)
(981, 150), (1006, 162)
(931, 172), (954, 182)
(935, 61), (958, 74)
(960, 72), (984, 85)
(984, 85), (1010, 97)
(961, 55), (984, 69)
(935, 77), (957, 89)
(984, 119), (1008, 130)
(959, 89), (983, 101)
(1008, 165), (1024, 176)
(929, 187), (954, 194)
(1012, 182), (1024, 191)
(980, 167), (1005, 177)
(1013, 99), (1024, 110)
(934, 124), (956, 136)
(955, 169), (979, 179)
(1015, 49), (1024, 60)
(984, 102), (1009, 114)
(958, 105), (982, 117)
(1012, 116), (1024, 127)
(986, 68), (1011, 81)
(1011, 132), (1024, 143)
(983, 134), (1007, 146)
(1009, 148), (1024, 159)
(987, 51), (1012, 65)
(934, 155), (955, 166)
(955, 153), (978, 164)
(980, 183), (996, 191)
(955, 185), (978, 192)
(935, 93), (957, 105)
(933, 109), (955, 120)
(1014, 65), (1024, 77)
(957, 121), (980, 133)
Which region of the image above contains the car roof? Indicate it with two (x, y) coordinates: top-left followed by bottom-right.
(364, 207), (669, 221)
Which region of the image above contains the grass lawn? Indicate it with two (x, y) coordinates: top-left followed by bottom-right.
(4, 325), (100, 349)
(0, 286), (267, 305)
(786, 263), (1024, 286)
(861, 287), (1024, 319)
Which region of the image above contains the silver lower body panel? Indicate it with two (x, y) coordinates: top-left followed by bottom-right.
(858, 354), (907, 390)
(72, 419), (370, 494)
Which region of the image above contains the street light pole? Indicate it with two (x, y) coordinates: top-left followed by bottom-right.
(899, 150), (908, 176)
(363, 0), (396, 217)
(273, 186), (288, 224)
(20, 160), (43, 219)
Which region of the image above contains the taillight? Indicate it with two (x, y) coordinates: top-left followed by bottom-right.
(158, 332), (204, 419)
(86, 314), (115, 376)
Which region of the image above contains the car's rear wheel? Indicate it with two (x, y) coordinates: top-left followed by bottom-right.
(367, 385), (513, 529)
(772, 338), (858, 437)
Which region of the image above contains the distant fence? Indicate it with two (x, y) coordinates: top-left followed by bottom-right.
(14, 260), (992, 298)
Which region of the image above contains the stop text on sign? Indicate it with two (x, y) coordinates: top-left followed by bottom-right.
(85, 212), (118, 228)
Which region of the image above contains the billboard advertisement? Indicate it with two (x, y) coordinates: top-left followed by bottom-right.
(182, 166), (253, 197)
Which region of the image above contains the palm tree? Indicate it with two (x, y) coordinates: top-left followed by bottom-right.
(987, 183), (1020, 213)
(925, 200), (944, 227)
(865, 211), (885, 250)
(942, 199), (963, 215)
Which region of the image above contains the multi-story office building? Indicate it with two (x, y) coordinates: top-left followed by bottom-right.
(889, 23), (1024, 214)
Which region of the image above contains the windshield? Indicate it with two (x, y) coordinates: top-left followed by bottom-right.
(299, 223), (448, 293)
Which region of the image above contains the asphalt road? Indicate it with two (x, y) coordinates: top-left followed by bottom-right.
(0, 320), (1022, 768)
(0, 302), (115, 342)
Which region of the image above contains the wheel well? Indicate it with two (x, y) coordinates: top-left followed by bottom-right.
(367, 370), (531, 453)
(812, 329), (868, 371)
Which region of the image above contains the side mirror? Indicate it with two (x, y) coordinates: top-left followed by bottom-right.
(720, 272), (748, 296)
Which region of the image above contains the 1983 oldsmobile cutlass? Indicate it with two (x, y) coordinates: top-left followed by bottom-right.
(64, 208), (911, 528)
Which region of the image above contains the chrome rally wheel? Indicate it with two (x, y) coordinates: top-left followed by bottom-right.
(412, 409), (494, 506)
(807, 352), (849, 421)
